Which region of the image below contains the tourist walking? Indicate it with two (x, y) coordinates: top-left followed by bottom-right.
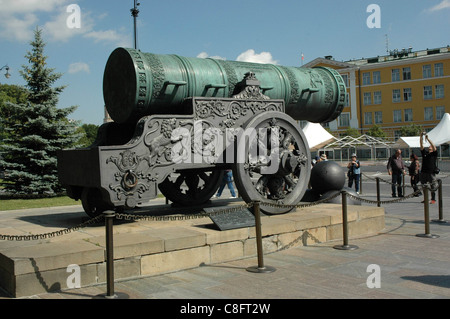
(419, 133), (439, 204)
(387, 149), (406, 197)
(408, 153), (421, 196)
(347, 153), (361, 194)
(214, 169), (237, 199)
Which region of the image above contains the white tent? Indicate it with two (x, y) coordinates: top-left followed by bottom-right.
(398, 113), (450, 148)
(301, 122), (337, 150)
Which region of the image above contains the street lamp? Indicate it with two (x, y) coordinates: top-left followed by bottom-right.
(130, 0), (140, 50)
(1, 65), (11, 79)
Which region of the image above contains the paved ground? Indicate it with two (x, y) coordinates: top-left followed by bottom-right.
(1, 162), (449, 306)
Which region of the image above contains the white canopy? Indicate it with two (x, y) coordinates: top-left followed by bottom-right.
(398, 113), (450, 148)
(301, 122), (337, 150)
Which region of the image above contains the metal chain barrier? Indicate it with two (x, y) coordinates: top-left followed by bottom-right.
(0, 214), (104, 241)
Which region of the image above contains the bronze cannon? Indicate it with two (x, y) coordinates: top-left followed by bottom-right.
(58, 48), (346, 216)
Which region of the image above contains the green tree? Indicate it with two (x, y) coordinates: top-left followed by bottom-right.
(341, 127), (360, 138)
(77, 123), (99, 147)
(400, 123), (423, 137)
(0, 84), (29, 141)
(366, 124), (387, 139)
(0, 27), (80, 195)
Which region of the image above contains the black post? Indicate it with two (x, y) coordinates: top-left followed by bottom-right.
(105, 210), (116, 298)
(359, 173), (362, 195)
(334, 191), (358, 250)
(376, 177), (381, 207)
(246, 201), (276, 273)
(432, 179), (447, 223)
(402, 174), (405, 197)
(416, 186), (439, 239)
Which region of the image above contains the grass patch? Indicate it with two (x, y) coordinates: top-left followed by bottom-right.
(0, 196), (79, 211)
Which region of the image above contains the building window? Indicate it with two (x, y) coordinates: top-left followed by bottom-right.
(436, 106), (445, 120)
(393, 110), (402, 123)
(341, 74), (349, 87)
(345, 93), (349, 106)
(435, 63), (444, 77)
(424, 86), (433, 100)
(435, 85), (444, 99)
(373, 71), (381, 84)
(373, 91), (381, 105)
(364, 112), (373, 125)
(363, 72), (371, 85)
(404, 108), (413, 122)
(402, 67), (411, 80)
(363, 92), (372, 105)
(424, 107), (433, 121)
(403, 88), (412, 101)
(394, 131), (401, 141)
(393, 89), (401, 102)
(375, 111), (383, 124)
(339, 113), (350, 127)
(423, 65), (432, 78)
(391, 69), (400, 82)
(321, 122), (330, 128)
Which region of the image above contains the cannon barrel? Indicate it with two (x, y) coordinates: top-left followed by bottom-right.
(103, 47), (346, 124)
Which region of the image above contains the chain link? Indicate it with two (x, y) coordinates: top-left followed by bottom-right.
(0, 214), (104, 241)
(0, 179), (439, 241)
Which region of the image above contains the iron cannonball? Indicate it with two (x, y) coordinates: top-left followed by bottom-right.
(310, 160), (345, 194)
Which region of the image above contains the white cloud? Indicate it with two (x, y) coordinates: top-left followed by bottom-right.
(197, 52), (226, 60)
(236, 49), (278, 64)
(0, 13), (38, 41)
(0, 0), (68, 14)
(0, 0), (131, 47)
(428, 0), (450, 12)
(84, 30), (131, 47)
(68, 62), (90, 74)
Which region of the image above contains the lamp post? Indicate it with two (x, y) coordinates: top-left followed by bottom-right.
(130, 0), (140, 50)
(1, 65), (11, 79)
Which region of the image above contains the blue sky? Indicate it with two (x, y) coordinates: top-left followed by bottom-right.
(1, 0), (449, 125)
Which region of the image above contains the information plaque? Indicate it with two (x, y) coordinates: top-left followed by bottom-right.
(204, 206), (255, 231)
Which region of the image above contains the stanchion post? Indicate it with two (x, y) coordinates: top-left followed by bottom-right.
(416, 186), (439, 239)
(359, 173), (362, 195)
(105, 210), (116, 298)
(334, 191), (358, 250)
(246, 201), (276, 273)
(96, 210), (129, 299)
(376, 177), (381, 207)
(432, 179), (447, 224)
(402, 174), (405, 197)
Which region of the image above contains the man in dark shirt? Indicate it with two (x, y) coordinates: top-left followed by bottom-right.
(420, 132), (438, 204)
(387, 149), (406, 197)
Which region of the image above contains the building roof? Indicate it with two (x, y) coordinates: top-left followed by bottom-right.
(303, 46), (450, 70)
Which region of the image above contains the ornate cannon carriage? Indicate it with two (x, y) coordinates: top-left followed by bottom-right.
(57, 48), (346, 217)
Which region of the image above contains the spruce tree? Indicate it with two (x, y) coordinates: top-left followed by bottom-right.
(0, 27), (80, 195)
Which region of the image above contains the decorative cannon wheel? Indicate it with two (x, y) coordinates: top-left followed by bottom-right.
(233, 111), (311, 215)
(81, 187), (113, 218)
(158, 169), (224, 206)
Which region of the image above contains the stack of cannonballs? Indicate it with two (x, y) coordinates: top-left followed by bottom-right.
(302, 160), (361, 205)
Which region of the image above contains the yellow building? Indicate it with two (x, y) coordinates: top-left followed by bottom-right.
(305, 46), (450, 141)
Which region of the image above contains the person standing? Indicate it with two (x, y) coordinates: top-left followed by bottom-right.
(387, 149), (406, 197)
(408, 153), (421, 196)
(419, 133), (438, 204)
(347, 153), (361, 194)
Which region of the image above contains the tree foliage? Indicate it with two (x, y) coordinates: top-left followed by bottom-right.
(0, 27), (80, 195)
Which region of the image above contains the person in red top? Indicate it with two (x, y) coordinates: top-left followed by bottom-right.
(419, 132), (438, 204)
